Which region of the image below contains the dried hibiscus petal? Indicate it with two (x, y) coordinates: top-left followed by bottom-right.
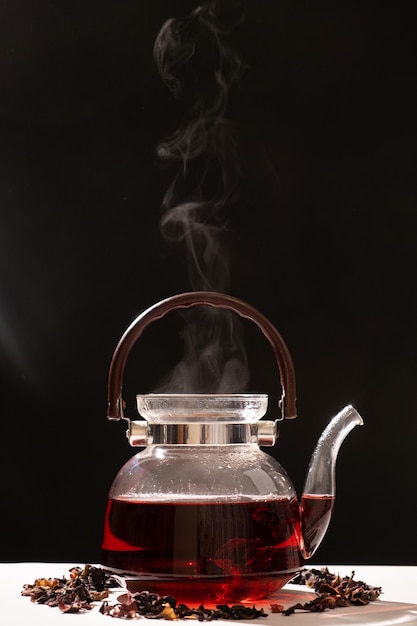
(58, 598), (94, 613)
(100, 600), (138, 618)
(284, 567), (382, 615)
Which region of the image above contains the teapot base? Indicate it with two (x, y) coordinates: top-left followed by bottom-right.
(104, 570), (300, 605)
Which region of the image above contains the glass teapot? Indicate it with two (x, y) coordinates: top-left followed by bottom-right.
(101, 292), (363, 604)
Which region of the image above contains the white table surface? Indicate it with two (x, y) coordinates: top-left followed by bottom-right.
(1, 563), (417, 626)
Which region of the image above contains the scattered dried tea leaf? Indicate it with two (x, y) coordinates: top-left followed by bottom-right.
(22, 565), (120, 613)
(58, 598), (94, 613)
(161, 602), (178, 620)
(104, 590), (268, 620)
(22, 564), (382, 620)
(22, 566), (268, 620)
(34, 577), (60, 589)
(90, 589), (110, 601)
(100, 599), (139, 618)
(283, 567), (382, 615)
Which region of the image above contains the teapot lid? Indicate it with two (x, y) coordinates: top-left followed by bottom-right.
(136, 393), (268, 424)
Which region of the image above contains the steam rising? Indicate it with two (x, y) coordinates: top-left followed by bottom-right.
(153, 1), (250, 393)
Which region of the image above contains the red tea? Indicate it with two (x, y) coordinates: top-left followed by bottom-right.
(101, 497), (302, 603)
(300, 494), (335, 558)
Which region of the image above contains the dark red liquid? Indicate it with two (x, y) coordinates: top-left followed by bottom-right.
(101, 497), (302, 604)
(300, 494), (335, 558)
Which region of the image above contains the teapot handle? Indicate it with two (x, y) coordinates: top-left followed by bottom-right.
(107, 291), (297, 421)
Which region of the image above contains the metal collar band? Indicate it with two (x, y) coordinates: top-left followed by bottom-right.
(127, 420), (278, 447)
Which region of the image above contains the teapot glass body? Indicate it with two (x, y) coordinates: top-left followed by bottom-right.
(100, 394), (303, 604)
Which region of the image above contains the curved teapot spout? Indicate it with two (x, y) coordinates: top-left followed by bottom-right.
(300, 405), (363, 559)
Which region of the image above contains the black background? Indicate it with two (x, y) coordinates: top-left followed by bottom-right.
(1, 1), (416, 566)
